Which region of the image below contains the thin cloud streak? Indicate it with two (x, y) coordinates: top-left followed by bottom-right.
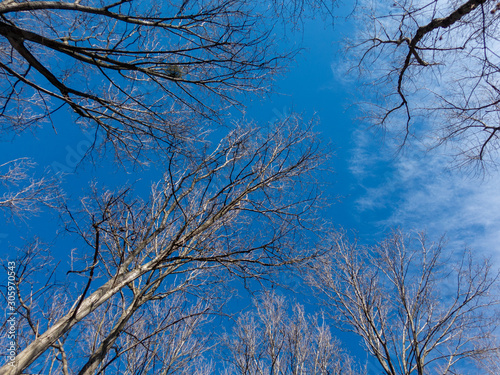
(351, 128), (500, 260)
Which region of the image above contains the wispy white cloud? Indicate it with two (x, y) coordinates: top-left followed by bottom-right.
(344, 0), (500, 169)
(350, 127), (500, 260)
(326, 0), (500, 263)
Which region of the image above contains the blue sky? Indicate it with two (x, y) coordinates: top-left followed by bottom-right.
(7, 3), (496, 259)
(2, 0), (499, 317)
(263, 11), (500, 262)
(2, 1), (500, 372)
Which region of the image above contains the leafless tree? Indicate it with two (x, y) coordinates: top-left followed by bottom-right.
(476, 347), (500, 375)
(0, 158), (62, 219)
(351, 0), (500, 169)
(76, 289), (216, 375)
(310, 229), (500, 375)
(0, 0), (334, 160)
(1, 238), (220, 375)
(0, 116), (325, 375)
(221, 291), (358, 375)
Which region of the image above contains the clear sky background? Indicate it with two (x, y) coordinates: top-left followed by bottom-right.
(2, 1), (500, 371)
(3, 0), (500, 317)
(4, 4), (499, 263)
(252, 9), (500, 262)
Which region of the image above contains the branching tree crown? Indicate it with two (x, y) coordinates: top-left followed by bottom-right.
(0, 0), (314, 159)
(0, 117), (326, 375)
(351, 0), (500, 169)
(0, 158), (61, 219)
(221, 291), (358, 375)
(311, 230), (500, 375)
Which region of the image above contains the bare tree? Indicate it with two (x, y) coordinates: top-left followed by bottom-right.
(0, 158), (62, 219)
(0, 2), (337, 373)
(221, 291), (357, 375)
(76, 290), (216, 375)
(0, 116), (325, 375)
(310, 229), (500, 374)
(476, 347), (500, 375)
(1, 238), (216, 375)
(0, 0), (334, 159)
(351, 0), (500, 169)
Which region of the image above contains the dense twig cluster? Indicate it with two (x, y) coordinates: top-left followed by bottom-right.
(310, 230), (500, 375)
(1, 0), (500, 374)
(353, 0), (500, 169)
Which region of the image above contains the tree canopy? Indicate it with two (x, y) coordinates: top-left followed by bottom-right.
(1, 0), (500, 374)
